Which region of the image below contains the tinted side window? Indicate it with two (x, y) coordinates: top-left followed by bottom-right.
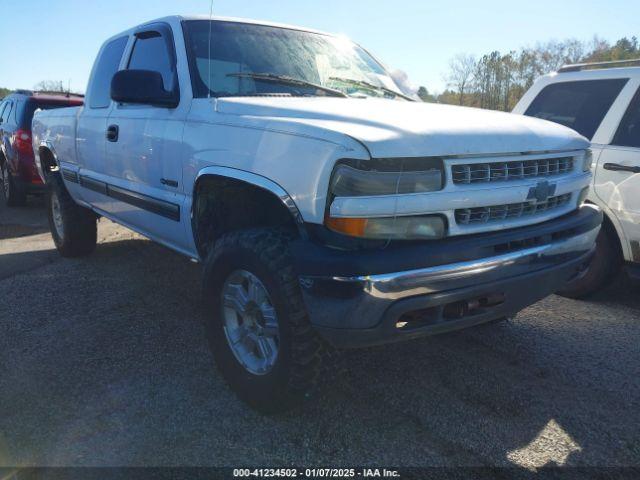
(128, 33), (175, 91)
(18, 100), (70, 129)
(0, 102), (7, 123)
(525, 79), (628, 140)
(612, 88), (640, 148)
(0, 101), (13, 124)
(88, 36), (128, 109)
(15, 100), (28, 128)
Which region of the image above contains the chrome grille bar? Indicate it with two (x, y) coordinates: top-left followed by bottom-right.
(455, 193), (573, 225)
(452, 157), (573, 184)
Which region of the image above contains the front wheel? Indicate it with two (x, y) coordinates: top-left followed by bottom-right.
(202, 228), (324, 413)
(47, 175), (97, 257)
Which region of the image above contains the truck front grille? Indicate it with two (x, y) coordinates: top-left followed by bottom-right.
(455, 193), (572, 225)
(452, 157), (573, 184)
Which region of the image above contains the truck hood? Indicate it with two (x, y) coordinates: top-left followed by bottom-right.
(216, 97), (589, 158)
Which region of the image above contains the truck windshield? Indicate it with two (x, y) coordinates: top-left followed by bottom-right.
(183, 20), (408, 100)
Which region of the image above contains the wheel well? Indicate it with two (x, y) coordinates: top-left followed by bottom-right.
(588, 201), (624, 262)
(192, 175), (301, 257)
(38, 146), (58, 179)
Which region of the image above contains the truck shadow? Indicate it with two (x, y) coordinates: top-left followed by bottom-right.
(1, 237), (638, 470)
(0, 195), (48, 240)
(0, 224), (49, 240)
(585, 273), (640, 310)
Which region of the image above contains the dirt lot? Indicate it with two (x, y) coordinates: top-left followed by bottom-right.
(1, 196), (639, 472)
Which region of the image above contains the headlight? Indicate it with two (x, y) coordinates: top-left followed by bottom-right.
(582, 149), (593, 172)
(326, 158), (446, 239)
(329, 158), (444, 196)
(325, 214), (447, 240)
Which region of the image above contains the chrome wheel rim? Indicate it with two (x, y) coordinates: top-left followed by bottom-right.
(221, 269), (279, 375)
(51, 192), (64, 239)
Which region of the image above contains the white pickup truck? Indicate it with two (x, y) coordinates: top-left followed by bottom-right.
(32, 15), (601, 412)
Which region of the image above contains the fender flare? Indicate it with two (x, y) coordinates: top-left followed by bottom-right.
(35, 140), (60, 181)
(191, 166), (307, 246)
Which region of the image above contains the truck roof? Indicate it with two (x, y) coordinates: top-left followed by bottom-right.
(178, 15), (335, 36)
(105, 15), (337, 43)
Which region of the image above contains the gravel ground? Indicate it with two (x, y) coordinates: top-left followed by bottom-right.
(1, 196), (639, 472)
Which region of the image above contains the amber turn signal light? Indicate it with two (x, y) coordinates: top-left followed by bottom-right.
(324, 214), (368, 237)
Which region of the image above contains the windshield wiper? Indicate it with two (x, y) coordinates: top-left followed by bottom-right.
(226, 73), (348, 98)
(329, 77), (415, 101)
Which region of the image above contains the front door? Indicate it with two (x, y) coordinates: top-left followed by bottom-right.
(104, 23), (188, 250)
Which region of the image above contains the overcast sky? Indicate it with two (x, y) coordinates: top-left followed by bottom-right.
(1, 0), (637, 94)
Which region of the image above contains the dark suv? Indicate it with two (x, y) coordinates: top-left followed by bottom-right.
(0, 90), (83, 206)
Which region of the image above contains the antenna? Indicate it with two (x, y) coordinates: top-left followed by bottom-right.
(207, 0), (214, 99)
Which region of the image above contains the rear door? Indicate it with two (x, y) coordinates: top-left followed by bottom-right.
(76, 35), (129, 206)
(0, 100), (10, 183)
(0, 100), (9, 158)
(0, 100), (17, 173)
(595, 85), (640, 261)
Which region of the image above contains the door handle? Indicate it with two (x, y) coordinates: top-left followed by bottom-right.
(160, 178), (178, 187)
(603, 163), (640, 174)
(106, 124), (119, 142)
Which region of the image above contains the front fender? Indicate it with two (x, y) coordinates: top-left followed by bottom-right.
(193, 165), (304, 226)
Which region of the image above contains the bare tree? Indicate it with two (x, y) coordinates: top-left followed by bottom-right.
(33, 80), (67, 93)
(446, 54), (476, 106)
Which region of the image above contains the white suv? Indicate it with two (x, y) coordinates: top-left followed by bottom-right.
(514, 60), (640, 297)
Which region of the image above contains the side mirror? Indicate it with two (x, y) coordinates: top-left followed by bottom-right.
(111, 70), (179, 108)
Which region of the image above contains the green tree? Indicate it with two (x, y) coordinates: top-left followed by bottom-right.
(417, 86), (436, 103)
(583, 36), (639, 62)
(440, 34), (640, 112)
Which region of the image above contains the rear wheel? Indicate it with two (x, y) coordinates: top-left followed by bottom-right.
(556, 227), (621, 299)
(202, 228), (324, 413)
(1, 161), (27, 207)
(47, 175), (97, 257)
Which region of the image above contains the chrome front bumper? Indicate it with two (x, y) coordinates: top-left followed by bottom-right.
(297, 208), (601, 348)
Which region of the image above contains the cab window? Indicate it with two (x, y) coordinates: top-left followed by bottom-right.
(525, 79), (628, 140)
(88, 36), (128, 109)
(612, 88), (640, 148)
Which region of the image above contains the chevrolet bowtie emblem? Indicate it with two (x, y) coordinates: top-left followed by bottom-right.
(528, 181), (557, 202)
